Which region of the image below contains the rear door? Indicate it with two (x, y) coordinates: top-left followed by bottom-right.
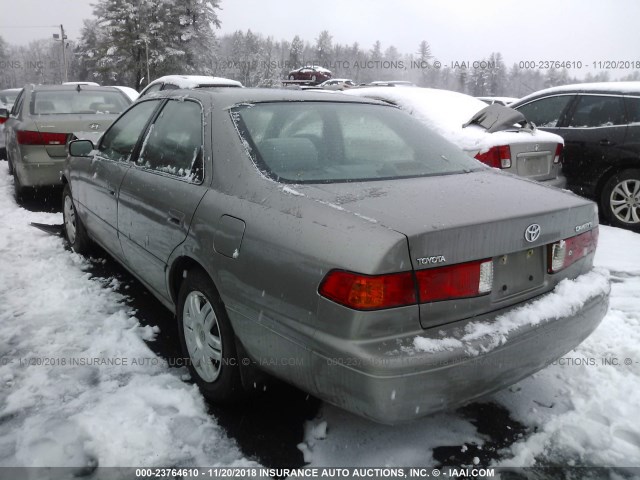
(555, 94), (627, 194)
(73, 100), (162, 259)
(117, 98), (208, 300)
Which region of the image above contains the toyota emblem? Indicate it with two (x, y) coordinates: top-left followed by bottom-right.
(524, 224), (541, 243)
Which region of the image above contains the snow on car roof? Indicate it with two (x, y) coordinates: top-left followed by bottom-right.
(519, 81), (640, 102)
(150, 75), (243, 88)
(345, 87), (562, 152)
(302, 65), (332, 73)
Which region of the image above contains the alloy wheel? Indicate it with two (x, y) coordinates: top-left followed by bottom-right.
(610, 179), (640, 224)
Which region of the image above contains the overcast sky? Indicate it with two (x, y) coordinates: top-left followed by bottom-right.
(1, 0), (639, 78)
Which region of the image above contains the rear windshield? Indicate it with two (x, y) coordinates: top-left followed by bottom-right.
(31, 90), (130, 115)
(232, 102), (481, 183)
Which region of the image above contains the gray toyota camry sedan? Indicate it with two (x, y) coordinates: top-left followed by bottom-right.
(62, 88), (609, 424)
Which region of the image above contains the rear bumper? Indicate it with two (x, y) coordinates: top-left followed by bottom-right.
(310, 271), (609, 424)
(539, 173), (567, 189)
(14, 149), (64, 187)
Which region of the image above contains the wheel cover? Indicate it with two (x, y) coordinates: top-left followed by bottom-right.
(610, 178), (640, 224)
(63, 195), (77, 244)
(182, 290), (222, 382)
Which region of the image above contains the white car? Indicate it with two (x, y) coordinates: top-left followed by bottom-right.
(139, 75), (243, 98)
(345, 86), (566, 188)
(112, 86), (140, 102)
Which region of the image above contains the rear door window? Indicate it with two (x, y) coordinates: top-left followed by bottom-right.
(566, 95), (626, 128)
(516, 95), (574, 127)
(136, 99), (204, 182)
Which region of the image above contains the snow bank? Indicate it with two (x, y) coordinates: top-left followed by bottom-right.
(0, 163), (253, 468)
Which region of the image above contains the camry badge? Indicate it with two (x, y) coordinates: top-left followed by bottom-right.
(89, 123), (101, 130)
(524, 224), (541, 243)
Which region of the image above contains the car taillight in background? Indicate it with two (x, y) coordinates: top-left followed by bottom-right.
(0, 117), (7, 125)
(554, 144), (563, 164)
(319, 260), (494, 311)
(547, 227), (598, 274)
(475, 145), (511, 169)
(16, 130), (69, 146)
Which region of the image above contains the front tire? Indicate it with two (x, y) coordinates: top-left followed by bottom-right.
(62, 184), (91, 254)
(601, 169), (640, 230)
(177, 269), (243, 402)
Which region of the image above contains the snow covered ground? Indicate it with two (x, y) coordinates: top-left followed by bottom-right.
(0, 160), (638, 472)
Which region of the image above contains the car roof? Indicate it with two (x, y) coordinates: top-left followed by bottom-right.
(26, 84), (124, 93)
(517, 81), (640, 103)
(148, 75), (243, 88)
(157, 87), (386, 107)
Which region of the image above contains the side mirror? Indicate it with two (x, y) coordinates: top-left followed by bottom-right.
(69, 139), (94, 157)
(0, 108), (9, 120)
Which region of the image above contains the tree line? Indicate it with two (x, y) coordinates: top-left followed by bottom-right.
(1, 0), (638, 96)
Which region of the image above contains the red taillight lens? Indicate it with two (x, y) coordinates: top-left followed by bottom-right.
(318, 271), (416, 310)
(475, 145), (511, 169)
(554, 143), (563, 164)
(17, 130), (68, 146)
(416, 259), (493, 303)
(0, 117), (7, 125)
(319, 260), (494, 310)
(547, 228), (598, 274)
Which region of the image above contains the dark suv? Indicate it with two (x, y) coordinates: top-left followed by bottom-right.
(511, 82), (640, 230)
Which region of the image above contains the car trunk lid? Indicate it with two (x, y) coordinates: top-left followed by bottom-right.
(301, 170), (598, 328)
(33, 115), (117, 157)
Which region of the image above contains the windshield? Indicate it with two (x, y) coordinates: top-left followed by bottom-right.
(31, 90), (130, 115)
(232, 101), (481, 183)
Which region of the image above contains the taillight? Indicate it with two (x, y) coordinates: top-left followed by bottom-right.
(319, 259), (494, 310)
(547, 228), (598, 274)
(416, 259), (493, 303)
(17, 130), (68, 146)
(475, 145), (511, 169)
(318, 271), (416, 310)
(0, 117), (7, 125)
(554, 143), (563, 164)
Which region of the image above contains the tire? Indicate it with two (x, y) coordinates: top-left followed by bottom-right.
(62, 184), (91, 254)
(288, 75), (295, 80)
(600, 168), (640, 230)
(311, 75), (317, 82)
(177, 269), (243, 402)
(7, 154), (13, 175)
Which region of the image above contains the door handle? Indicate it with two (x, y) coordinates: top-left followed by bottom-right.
(599, 139), (613, 146)
(167, 209), (185, 226)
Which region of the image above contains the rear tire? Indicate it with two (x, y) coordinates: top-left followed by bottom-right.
(62, 184), (91, 254)
(13, 170), (25, 201)
(177, 269), (243, 403)
(288, 75), (295, 80)
(7, 154), (13, 175)
(600, 169), (640, 231)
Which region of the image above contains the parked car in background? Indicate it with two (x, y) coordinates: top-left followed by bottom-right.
(318, 79), (355, 90)
(113, 86), (140, 102)
(346, 86), (566, 188)
(477, 96), (518, 106)
(63, 81), (101, 87)
(62, 88), (607, 424)
(511, 82), (640, 230)
(138, 75), (243, 98)
(0, 88), (22, 159)
(2, 84), (131, 197)
(287, 66), (332, 84)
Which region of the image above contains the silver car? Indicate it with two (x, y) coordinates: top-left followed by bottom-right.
(62, 88), (608, 424)
(3, 84), (131, 196)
